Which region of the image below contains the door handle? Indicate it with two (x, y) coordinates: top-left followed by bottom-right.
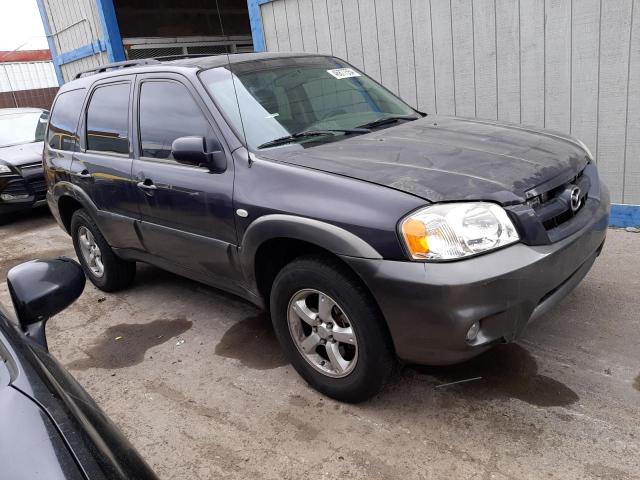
(137, 180), (157, 195)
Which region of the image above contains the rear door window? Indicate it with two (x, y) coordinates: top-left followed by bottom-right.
(47, 89), (86, 151)
(138, 80), (215, 160)
(86, 83), (130, 155)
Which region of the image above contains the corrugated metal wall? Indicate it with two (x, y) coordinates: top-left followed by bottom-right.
(41, 0), (109, 80)
(259, 0), (640, 204)
(0, 62), (58, 92)
(60, 52), (110, 81)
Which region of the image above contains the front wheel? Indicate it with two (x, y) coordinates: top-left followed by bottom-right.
(71, 208), (136, 292)
(270, 255), (395, 403)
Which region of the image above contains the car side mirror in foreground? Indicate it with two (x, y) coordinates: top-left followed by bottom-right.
(171, 136), (227, 173)
(7, 258), (85, 350)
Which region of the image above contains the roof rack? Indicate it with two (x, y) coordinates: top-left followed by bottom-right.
(74, 59), (161, 79)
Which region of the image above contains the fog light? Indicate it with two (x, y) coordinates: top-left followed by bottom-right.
(466, 321), (480, 342)
(1, 193), (30, 201)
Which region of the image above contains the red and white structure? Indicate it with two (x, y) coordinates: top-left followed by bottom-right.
(0, 50), (59, 110)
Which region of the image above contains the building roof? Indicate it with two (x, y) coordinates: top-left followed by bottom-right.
(0, 50), (52, 63)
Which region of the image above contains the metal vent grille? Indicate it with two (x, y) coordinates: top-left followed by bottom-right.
(186, 45), (230, 55)
(127, 47), (183, 60)
(19, 162), (43, 171)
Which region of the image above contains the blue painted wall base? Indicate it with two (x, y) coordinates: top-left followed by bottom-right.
(610, 204), (640, 228)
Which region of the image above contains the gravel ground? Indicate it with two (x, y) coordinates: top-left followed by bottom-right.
(1, 208), (639, 480)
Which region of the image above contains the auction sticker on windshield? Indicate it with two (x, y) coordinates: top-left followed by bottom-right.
(327, 68), (361, 79)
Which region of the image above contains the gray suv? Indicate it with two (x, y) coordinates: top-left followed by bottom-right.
(45, 53), (609, 402)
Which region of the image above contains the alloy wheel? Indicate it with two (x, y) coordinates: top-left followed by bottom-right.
(78, 226), (104, 278)
(287, 289), (358, 378)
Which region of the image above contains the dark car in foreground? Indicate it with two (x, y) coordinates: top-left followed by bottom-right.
(0, 108), (49, 217)
(45, 53), (609, 402)
(0, 257), (157, 480)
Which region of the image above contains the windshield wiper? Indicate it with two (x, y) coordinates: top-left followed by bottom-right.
(356, 115), (419, 130)
(257, 128), (370, 149)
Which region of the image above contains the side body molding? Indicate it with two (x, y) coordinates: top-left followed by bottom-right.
(239, 214), (382, 283)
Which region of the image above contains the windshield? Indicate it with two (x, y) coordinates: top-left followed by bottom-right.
(0, 111), (49, 147)
(200, 56), (419, 150)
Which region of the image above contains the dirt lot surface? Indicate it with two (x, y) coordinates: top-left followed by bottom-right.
(1, 208), (639, 480)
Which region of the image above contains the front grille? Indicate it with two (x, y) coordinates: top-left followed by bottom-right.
(526, 168), (590, 231)
(19, 161), (43, 170)
(542, 209), (575, 230)
(27, 176), (47, 200)
(506, 162), (600, 246)
(1, 173), (46, 200)
(2, 179), (29, 196)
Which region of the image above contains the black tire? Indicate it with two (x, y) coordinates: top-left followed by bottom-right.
(270, 255), (395, 403)
(70, 208), (136, 292)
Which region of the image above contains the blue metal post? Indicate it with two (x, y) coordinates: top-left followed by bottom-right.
(247, 0), (269, 52)
(95, 0), (126, 62)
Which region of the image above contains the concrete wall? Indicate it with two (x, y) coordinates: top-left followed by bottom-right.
(257, 0), (640, 204)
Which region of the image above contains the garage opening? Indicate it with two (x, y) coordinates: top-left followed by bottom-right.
(113, 0), (254, 60)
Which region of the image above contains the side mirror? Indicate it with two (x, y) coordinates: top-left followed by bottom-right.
(171, 136), (227, 173)
(7, 258), (85, 350)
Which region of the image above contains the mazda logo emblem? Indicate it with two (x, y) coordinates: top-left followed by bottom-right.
(570, 186), (582, 212)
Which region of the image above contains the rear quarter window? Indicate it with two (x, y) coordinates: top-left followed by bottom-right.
(47, 89), (86, 151)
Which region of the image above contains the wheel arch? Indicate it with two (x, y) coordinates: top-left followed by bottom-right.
(51, 182), (99, 233)
(240, 214), (382, 305)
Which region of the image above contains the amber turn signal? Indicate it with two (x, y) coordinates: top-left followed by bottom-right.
(401, 218), (429, 257)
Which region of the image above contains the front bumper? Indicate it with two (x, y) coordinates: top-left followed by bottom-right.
(0, 168), (47, 216)
(342, 183), (610, 365)
(0, 198), (47, 216)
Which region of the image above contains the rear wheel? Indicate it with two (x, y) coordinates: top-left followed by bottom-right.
(270, 255), (395, 402)
(71, 209), (135, 292)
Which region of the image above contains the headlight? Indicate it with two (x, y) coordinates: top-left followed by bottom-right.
(400, 202), (519, 261)
(0, 164), (12, 174)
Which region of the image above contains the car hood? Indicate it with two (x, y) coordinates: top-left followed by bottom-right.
(260, 116), (590, 205)
(0, 142), (44, 167)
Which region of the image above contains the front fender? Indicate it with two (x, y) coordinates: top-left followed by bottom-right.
(239, 214), (382, 284)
